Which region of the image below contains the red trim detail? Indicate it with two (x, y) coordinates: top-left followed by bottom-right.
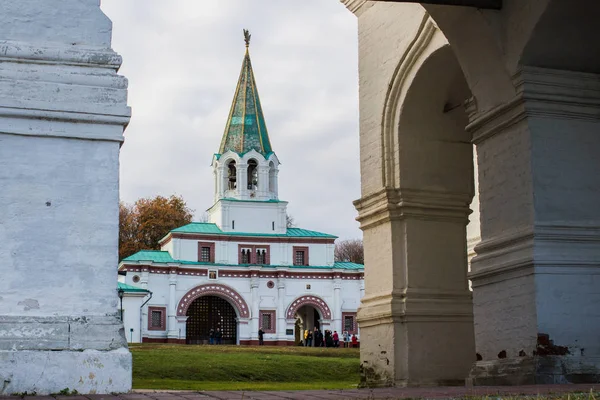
(142, 337), (185, 344)
(147, 306), (167, 331)
(197, 241), (216, 263)
(176, 283), (250, 318)
(293, 246), (309, 266)
(286, 295), (332, 320)
(239, 340), (296, 346)
(120, 265), (363, 280)
(259, 310), (276, 333)
(342, 312), (358, 334)
(160, 233), (335, 247)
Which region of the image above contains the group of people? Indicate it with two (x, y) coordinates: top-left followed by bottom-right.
(208, 328), (223, 345)
(303, 328), (358, 348)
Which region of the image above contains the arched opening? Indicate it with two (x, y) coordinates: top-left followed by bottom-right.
(295, 305), (321, 346)
(185, 295), (238, 345)
(247, 159), (258, 190)
(268, 161), (276, 193)
(227, 160), (237, 190)
(359, 41), (476, 385)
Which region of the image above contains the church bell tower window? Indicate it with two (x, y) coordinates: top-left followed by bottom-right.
(227, 160), (237, 190)
(247, 159), (258, 190)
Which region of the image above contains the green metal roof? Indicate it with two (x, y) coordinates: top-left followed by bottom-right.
(218, 41), (273, 157)
(121, 251), (363, 271)
(170, 223), (337, 239)
(117, 282), (149, 293)
(122, 250), (175, 263)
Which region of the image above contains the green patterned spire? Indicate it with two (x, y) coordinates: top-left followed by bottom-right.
(219, 30), (273, 157)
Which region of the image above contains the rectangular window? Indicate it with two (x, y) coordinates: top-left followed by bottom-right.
(147, 306), (166, 331)
(200, 247), (211, 262)
(295, 251), (305, 266)
(238, 245), (270, 265)
(259, 310), (276, 333)
(208, 270), (218, 280)
(241, 248), (251, 264)
(232, 220), (235, 230)
(344, 316), (354, 333)
(197, 242), (215, 263)
(262, 314), (272, 331)
(256, 248), (267, 264)
(272, 221), (275, 231)
(342, 312), (357, 334)
(293, 246), (309, 266)
(151, 311), (162, 328)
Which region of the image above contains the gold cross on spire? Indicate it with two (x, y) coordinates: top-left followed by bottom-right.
(243, 29), (251, 48)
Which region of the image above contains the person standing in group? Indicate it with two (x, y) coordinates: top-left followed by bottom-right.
(342, 331), (348, 348)
(215, 327), (223, 345)
(306, 330), (313, 347)
(351, 334), (358, 348)
(333, 330), (339, 348)
(258, 328), (264, 345)
(304, 329), (308, 345)
(209, 328), (215, 345)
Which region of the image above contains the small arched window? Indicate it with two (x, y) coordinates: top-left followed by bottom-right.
(227, 160), (237, 190)
(247, 159), (258, 190)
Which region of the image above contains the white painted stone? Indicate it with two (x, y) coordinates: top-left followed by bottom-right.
(0, 349), (131, 395)
(0, 0), (131, 394)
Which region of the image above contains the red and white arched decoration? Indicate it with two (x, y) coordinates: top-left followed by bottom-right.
(177, 284), (250, 318)
(286, 295), (332, 320)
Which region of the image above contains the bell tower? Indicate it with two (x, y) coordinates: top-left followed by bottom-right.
(208, 30), (287, 234)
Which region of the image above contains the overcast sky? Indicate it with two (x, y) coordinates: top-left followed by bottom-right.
(100, 0), (361, 240)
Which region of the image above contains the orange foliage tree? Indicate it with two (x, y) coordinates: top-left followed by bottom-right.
(119, 195), (194, 261)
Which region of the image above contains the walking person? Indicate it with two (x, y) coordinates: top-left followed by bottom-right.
(333, 330), (339, 348)
(258, 328), (264, 345)
(209, 328), (215, 345)
(351, 334), (358, 348)
(215, 327), (223, 345)
(306, 330), (313, 347)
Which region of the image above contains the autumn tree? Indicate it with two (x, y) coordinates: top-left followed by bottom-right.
(119, 195), (194, 261)
(334, 239), (364, 264)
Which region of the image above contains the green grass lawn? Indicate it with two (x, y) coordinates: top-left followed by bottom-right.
(131, 343), (360, 391)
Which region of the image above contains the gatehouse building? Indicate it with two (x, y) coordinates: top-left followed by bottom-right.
(118, 34), (364, 345)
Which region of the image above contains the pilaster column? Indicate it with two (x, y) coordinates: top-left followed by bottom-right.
(277, 272), (287, 340)
(238, 166), (248, 201)
(355, 188), (475, 387)
(333, 277), (342, 334)
(257, 165), (270, 199)
(250, 272), (260, 340)
(0, 1), (131, 394)
(467, 67), (600, 385)
(167, 269), (179, 339)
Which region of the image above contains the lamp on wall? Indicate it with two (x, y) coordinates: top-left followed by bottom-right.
(117, 288), (125, 321)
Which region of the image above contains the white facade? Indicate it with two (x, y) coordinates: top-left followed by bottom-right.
(118, 39), (364, 346)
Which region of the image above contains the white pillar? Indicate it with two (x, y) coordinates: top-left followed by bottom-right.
(277, 274), (287, 341)
(257, 165), (270, 200)
(333, 276), (342, 334)
(238, 165), (248, 201)
(250, 273), (259, 340)
(0, 0), (131, 394)
(167, 270), (178, 340)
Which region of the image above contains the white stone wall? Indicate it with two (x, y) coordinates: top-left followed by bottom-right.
(0, 0), (131, 394)
(208, 200), (288, 234)
(173, 237), (334, 266)
(122, 268), (363, 343)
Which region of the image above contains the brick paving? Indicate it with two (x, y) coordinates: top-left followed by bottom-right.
(1, 385), (599, 400)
